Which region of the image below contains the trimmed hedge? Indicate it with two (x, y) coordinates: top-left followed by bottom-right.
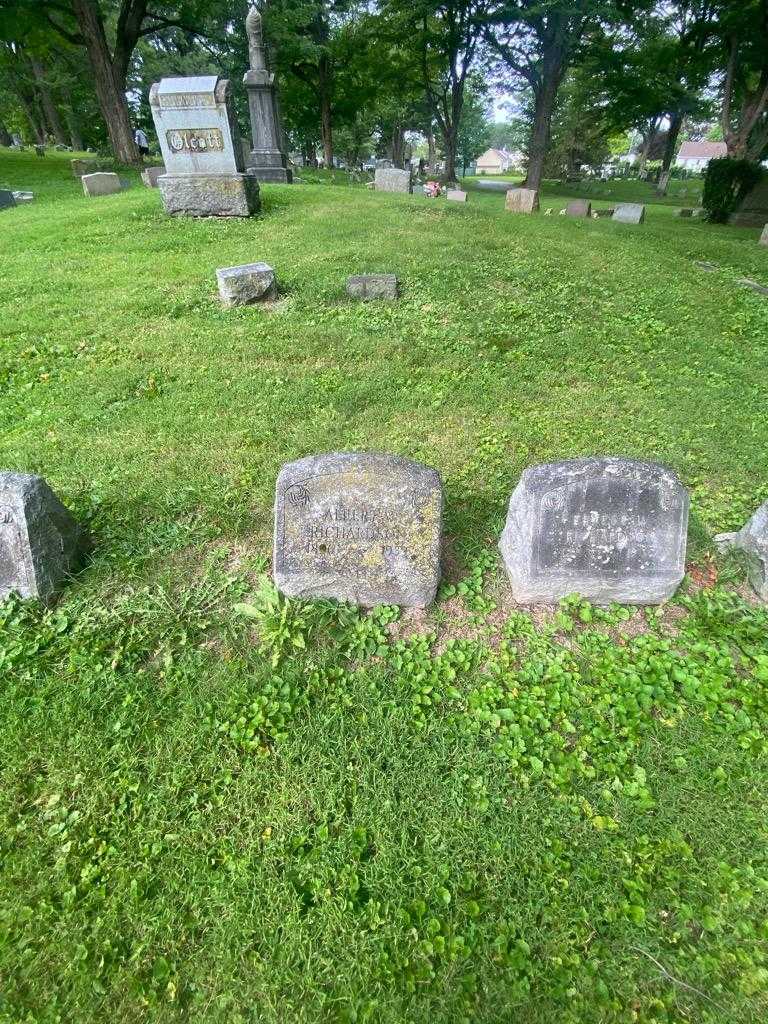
(703, 157), (764, 223)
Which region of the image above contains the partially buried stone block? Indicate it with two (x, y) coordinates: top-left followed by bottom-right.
(505, 188), (539, 214)
(715, 501), (768, 601)
(566, 199), (591, 217)
(274, 452), (443, 607)
(346, 274), (398, 300)
(499, 458), (689, 605)
(82, 172), (121, 197)
(216, 263), (276, 306)
(0, 473), (87, 602)
(374, 168), (412, 193)
(612, 203), (645, 224)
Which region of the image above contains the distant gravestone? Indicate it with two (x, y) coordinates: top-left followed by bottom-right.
(715, 501), (768, 601)
(0, 190), (16, 210)
(760, 223), (768, 246)
(446, 189), (467, 203)
(81, 172), (121, 197)
(34, 145), (45, 158)
(0, 472), (87, 602)
(274, 452), (443, 607)
(612, 203), (645, 224)
(595, 208), (614, 218)
(374, 168), (412, 193)
(505, 188), (539, 214)
(476, 180), (515, 192)
(71, 158), (99, 178)
(149, 74), (259, 217)
(141, 165), (166, 188)
(677, 208), (694, 217)
(566, 199), (591, 218)
(12, 191), (34, 203)
(216, 262), (276, 306)
(346, 274), (398, 300)
(499, 458), (689, 605)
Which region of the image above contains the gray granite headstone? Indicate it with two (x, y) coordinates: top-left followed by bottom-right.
(243, 8), (292, 183)
(612, 203), (645, 224)
(499, 458), (689, 605)
(505, 188), (539, 213)
(141, 165), (166, 187)
(216, 262), (276, 305)
(82, 172), (121, 197)
(374, 168), (412, 193)
(274, 452), (443, 607)
(346, 274), (398, 300)
(715, 501), (768, 601)
(760, 223), (768, 246)
(71, 158), (99, 178)
(566, 199), (591, 217)
(446, 189), (467, 203)
(0, 473), (87, 602)
(0, 190), (16, 210)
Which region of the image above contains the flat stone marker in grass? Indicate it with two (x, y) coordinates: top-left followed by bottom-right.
(149, 74), (260, 217)
(346, 274), (398, 300)
(566, 199), (591, 217)
(71, 158), (99, 178)
(612, 203), (645, 224)
(274, 452), (443, 607)
(0, 190), (16, 210)
(446, 189), (467, 203)
(760, 223), (768, 246)
(216, 263), (276, 306)
(715, 501), (768, 601)
(737, 278), (768, 296)
(505, 187), (539, 214)
(0, 472), (87, 602)
(374, 168), (412, 193)
(499, 457), (689, 605)
(82, 172), (121, 197)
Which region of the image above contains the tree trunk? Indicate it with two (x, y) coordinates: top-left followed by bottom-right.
(656, 111), (683, 195)
(390, 125), (405, 168)
(427, 124), (436, 168)
(62, 90), (84, 150)
(16, 90), (45, 145)
(318, 55), (333, 167)
(525, 70), (560, 191)
(0, 120), (11, 146)
(30, 58), (68, 146)
(636, 118), (660, 177)
(71, 0), (140, 165)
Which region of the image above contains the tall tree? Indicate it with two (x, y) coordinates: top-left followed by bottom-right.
(716, 0), (768, 160)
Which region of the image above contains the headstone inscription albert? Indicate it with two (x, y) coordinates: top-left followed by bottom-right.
(760, 223), (768, 246)
(149, 75), (260, 217)
(0, 472), (87, 602)
(505, 188), (539, 214)
(612, 203), (645, 224)
(715, 501), (768, 601)
(274, 452), (443, 607)
(499, 458), (689, 605)
(374, 168), (412, 194)
(0, 190), (16, 210)
(566, 199), (591, 218)
(81, 172), (121, 197)
(243, 7), (293, 183)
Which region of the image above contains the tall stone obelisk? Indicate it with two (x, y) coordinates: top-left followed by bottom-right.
(243, 5), (292, 184)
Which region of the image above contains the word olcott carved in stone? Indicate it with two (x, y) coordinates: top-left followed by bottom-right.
(274, 452), (443, 607)
(499, 458), (689, 605)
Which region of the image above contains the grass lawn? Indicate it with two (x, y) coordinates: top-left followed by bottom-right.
(2, 149), (768, 1024)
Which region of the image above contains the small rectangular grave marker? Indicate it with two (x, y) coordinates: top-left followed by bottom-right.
(374, 168), (412, 193)
(141, 166), (166, 187)
(216, 262), (276, 305)
(71, 158), (99, 178)
(612, 203), (645, 224)
(505, 188), (539, 214)
(0, 473), (87, 602)
(499, 458), (688, 605)
(566, 199), (591, 217)
(82, 172), (121, 197)
(446, 189), (467, 203)
(274, 452), (443, 607)
(346, 274), (398, 300)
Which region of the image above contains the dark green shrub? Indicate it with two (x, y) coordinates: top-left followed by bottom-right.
(703, 157), (764, 222)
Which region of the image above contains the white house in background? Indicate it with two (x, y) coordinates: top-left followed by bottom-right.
(475, 147), (523, 174)
(675, 140), (728, 172)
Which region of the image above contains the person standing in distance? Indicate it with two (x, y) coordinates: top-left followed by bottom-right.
(134, 127), (149, 157)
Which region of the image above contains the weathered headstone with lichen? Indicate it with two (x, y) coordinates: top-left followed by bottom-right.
(0, 472), (87, 602)
(274, 452), (443, 607)
(566, 199), (591, 217)
(499, 458), (689, 605)
(715, 501), (768, 600)
(612, 203), (645, 224)
(374, 168), (412, 193)
(505, 188), (539, 214)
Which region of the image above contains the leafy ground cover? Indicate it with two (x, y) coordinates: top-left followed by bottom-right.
(1, 149), (768, 1023)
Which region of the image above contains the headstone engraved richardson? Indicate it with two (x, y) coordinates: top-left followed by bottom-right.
(499, 458), (689, 605)
(274, 453), (443, 607)
(243, 7), (293, 183)
(0, 473), (87, 602)
(149, 75), (260, 217)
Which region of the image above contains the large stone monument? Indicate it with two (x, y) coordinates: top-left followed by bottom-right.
(0, 472), (87, 602)
(243, 6), (292, 184)
(499, 458), (689, 605)
(149, 75), (260, 217)
(715, 501), (768, 601)
(274, 452), (443, 607)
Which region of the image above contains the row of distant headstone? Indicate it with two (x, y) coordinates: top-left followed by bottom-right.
(3, 456), (766, 607)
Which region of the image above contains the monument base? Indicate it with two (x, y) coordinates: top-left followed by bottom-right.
(158, 173), (260, 217)
(245, 166), (294, 184)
